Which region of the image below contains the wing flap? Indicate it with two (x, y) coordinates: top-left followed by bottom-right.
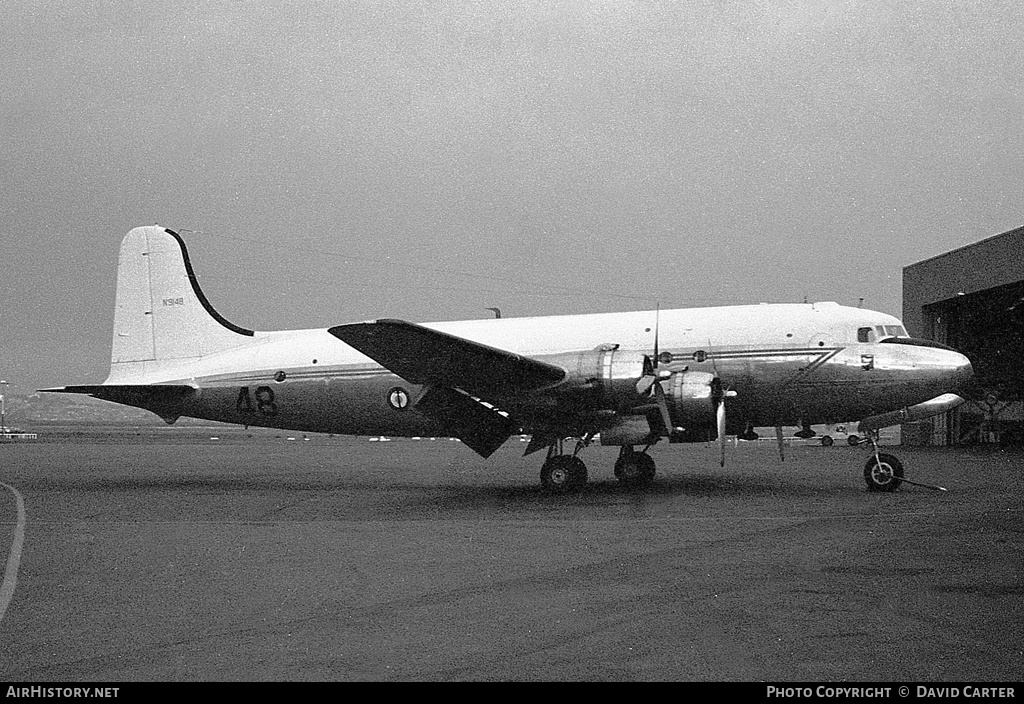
(328, 319), (566, 397)
(414, 386), (517, 458)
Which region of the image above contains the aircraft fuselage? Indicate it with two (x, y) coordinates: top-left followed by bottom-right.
(144, 303), (970, 438)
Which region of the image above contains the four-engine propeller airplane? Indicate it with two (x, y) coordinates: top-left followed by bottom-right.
(47, 226), (973, 492)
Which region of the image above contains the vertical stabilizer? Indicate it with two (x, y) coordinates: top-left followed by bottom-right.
(106, 226), (254, 383)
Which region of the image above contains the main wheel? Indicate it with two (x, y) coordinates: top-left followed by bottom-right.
(847, 434), (860, 446)
(820, 435), (834, 447)
(540, 455), (587, 492)
(864, 453), (904, 492)
(614, 451), (656, 487)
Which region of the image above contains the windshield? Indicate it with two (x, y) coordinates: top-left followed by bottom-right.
(858, 324), (908, 342)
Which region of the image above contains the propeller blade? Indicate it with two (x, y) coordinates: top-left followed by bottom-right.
(654, 381), (673, 435)
(775, 424), (786, 462)
(636, 375), (656, 395)
(653, 303), (660, 367)
(717, 398), (726, 467)
(638, 304), (675, 398)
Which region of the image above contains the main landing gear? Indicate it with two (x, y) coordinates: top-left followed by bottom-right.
(613, 447), (656, 487)
(539, 438), (589, 492)
(539, 440), (657, 492)
(539, 453), (588, 492)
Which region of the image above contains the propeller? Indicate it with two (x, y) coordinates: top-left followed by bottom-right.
(708, 347), (737, 467)
(709, 377), (734, 467)
(717, 386), (727, 467)
(635, 305), (677, 436)
(635, 305), (663, 395)
(635, 308), (737, 452)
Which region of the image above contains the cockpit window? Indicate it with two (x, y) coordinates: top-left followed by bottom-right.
(875, 325), (907, 339)
(859, 325), (907, 342)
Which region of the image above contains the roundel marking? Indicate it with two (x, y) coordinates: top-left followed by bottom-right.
(387, 387), (410, 410)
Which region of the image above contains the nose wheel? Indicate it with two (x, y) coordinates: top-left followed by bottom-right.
(863, 452), (904, 492)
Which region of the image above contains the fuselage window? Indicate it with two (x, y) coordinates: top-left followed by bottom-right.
(884, 325), (907, 337)
(857, 327), (873, 343)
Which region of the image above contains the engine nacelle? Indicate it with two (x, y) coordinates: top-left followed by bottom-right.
(537, 346), (719, 431)
(538, 345), (648, 411)
(597, 370), (720, 445)
(666, 370), (718, 427)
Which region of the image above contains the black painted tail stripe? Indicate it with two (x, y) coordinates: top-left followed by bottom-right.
(163, 228), (254, 336)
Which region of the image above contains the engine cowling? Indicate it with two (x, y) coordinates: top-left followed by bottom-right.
(665, 370), (718, 427)
(596, 369), (720, 445)
(540, 345), (651, 411)
(537, 346), (719, 430)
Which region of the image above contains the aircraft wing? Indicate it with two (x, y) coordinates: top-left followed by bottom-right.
(327, 319), (566, 398)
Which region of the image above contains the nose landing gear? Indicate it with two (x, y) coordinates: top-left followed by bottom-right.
(861, 437), (947, 492)
(863, 451), (904, 492)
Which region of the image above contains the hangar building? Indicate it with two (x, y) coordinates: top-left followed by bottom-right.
(903, 225), (1024, 446)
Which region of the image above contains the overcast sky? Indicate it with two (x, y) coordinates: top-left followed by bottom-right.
(1, 1), (1022, 392)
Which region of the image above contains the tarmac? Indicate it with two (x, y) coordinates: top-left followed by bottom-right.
(0, 432), (1021, 681)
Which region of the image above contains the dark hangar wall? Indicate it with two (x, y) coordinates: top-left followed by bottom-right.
(903, 225), (1024, 445)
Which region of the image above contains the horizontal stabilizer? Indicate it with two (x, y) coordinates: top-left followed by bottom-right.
(328, 319), (566, 397)
(41, 385), (195, 424)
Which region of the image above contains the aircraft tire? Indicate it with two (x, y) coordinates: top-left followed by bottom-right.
(614, 451), (656, 487)
(847, 435), (860, 446)
(541, 455), (587, 492)
(820, 435), (834, 447)
(864, 453), (904, 492)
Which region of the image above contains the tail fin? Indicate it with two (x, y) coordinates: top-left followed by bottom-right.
(106, 226), (255, 383)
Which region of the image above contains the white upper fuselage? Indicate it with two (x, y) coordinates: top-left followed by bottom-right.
(120, 301), (902, 384)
